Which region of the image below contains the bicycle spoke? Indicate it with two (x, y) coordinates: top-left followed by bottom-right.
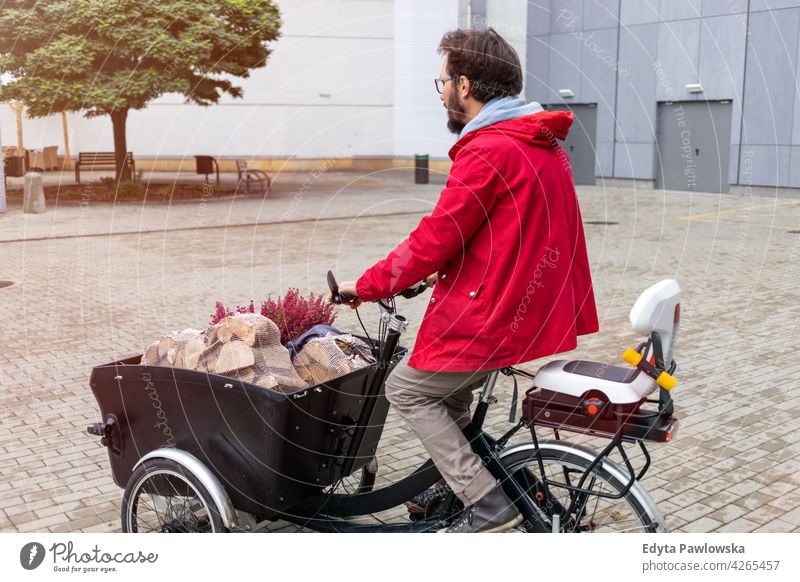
(600, 520), (652, 532)
(136, 495), (166, 533)
(507, 448), (656, 533)
(126, 465), (221, 533)
(588, 480), (606, 525)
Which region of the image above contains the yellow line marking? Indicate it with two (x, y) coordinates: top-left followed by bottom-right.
(679, 199), (800, 221)
(683, 218), (800, 230)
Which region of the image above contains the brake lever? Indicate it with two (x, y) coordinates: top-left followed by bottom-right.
(327, 270), (357, 305)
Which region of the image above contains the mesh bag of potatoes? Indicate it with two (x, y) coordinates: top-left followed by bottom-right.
(141, 313), (307, 393)
(292, 333), (375, 385)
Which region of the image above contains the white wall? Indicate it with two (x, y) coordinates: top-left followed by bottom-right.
(392, 0), (460, 160)
(0, 106), (77, 157)
(137, 0), (396, 159)
(1, 0), (396, 160)
(0, 0), (534, 164)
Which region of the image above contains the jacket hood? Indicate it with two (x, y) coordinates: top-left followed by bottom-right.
(459, 96), (544, 138)
(449, 109), (574, 160)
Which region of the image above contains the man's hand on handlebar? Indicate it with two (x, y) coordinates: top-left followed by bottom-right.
(326, 270), (434, 309)
(327, 280), (363, 309)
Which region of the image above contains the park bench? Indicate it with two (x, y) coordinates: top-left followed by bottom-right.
(235, 160), (271, 194)
(75, 152), (135, 183)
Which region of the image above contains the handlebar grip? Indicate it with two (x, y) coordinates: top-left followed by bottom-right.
(399, 281), (428, 299)
(327, 270), (359, 305)
(338, 291), (357, 304)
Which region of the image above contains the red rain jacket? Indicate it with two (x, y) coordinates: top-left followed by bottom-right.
(356, 110), (599, 372)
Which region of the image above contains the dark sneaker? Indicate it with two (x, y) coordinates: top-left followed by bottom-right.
(405, 481), (450, 514)
(439, 483), (522, 533)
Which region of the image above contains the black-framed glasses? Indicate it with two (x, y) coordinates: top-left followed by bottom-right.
(434, 76), (457, 94)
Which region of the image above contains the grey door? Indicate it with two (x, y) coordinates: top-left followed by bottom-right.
(545, 103), (597, 185)
(656, 101), (732, 193)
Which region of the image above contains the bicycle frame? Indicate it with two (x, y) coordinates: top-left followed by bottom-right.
(281, 352), (553, 532)
(281, 284), (658, 533)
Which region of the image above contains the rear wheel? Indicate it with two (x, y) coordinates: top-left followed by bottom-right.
(121, 458), (226, 533)
(501, 444), (662, 533)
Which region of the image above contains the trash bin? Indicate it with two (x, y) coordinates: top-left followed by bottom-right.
(195, 155), (219, 186)
(414, 154), (429, 184)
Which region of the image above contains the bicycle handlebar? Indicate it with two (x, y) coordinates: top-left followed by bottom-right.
(326, 271), (357, 305)
(326, 270), (428, 306)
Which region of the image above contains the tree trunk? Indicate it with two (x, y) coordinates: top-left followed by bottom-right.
(110, 109), (131, 181)
(10, 100), (24, 154)
(61, 112), (71, 169)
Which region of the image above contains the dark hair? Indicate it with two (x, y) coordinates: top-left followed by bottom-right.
(437, 27), (523, 102)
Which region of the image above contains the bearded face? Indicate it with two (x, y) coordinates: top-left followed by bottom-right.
(446, 87), (469, 134)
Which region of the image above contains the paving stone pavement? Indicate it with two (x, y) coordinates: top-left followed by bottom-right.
(1, 170), (800, 533)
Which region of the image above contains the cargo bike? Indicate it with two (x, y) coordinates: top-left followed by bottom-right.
(87, 273), (682, 533)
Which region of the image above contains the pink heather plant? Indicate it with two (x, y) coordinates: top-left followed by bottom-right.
(209, 300), (256, 325)
(261, 288), (336, 345)
(210, 289), (335, 344)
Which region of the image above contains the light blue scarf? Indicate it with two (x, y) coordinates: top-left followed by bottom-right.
(459, 96), (544, 139)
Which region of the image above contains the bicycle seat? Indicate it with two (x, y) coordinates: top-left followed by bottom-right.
(532, 359), (657, 404)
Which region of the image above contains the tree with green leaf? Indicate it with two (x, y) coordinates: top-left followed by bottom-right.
(0, 0), (281, 180)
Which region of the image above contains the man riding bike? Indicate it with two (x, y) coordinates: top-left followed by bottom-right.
(335, 27), (599, 533)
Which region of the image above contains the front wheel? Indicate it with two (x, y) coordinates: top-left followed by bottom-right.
(500, 442), (664, 533)
(121, 458), (226, 533)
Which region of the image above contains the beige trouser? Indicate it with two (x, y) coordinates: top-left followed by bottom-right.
(384, 353), (499, 505)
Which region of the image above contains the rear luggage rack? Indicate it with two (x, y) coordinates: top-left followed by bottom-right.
(522, 388), (678, 443)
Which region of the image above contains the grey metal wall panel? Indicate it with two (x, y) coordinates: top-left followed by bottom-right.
(615, 142), (656, 178)
(528, 0), (552, 36)
(580, 27), (619, 143)
(729, 142), (740, 184)
(749, 0), (800, 12)
(789, 146), (800, 186)
(551, 0), (584, 32)
(616, 24), (659, 144)
(792, 27), (800, 144)
(698, 15), (747, 101)
(595, 102), (617, 143)
(620, 0), (660, 25)
(459, 0), (487, 29)
(583, 0), (621, 30)
(526, 37), (552, 102)
(739, 144), (792, 186)
(521, 0), (800, 187)
(702, 0), (745, 17)
(660, 0), (703, 20)
(699, 14), (747, 168)
(548, 32), (584, 100)
(741, 8), (800, 146)
(596, 140), (615, 175)
(655, 19), (702, 102)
